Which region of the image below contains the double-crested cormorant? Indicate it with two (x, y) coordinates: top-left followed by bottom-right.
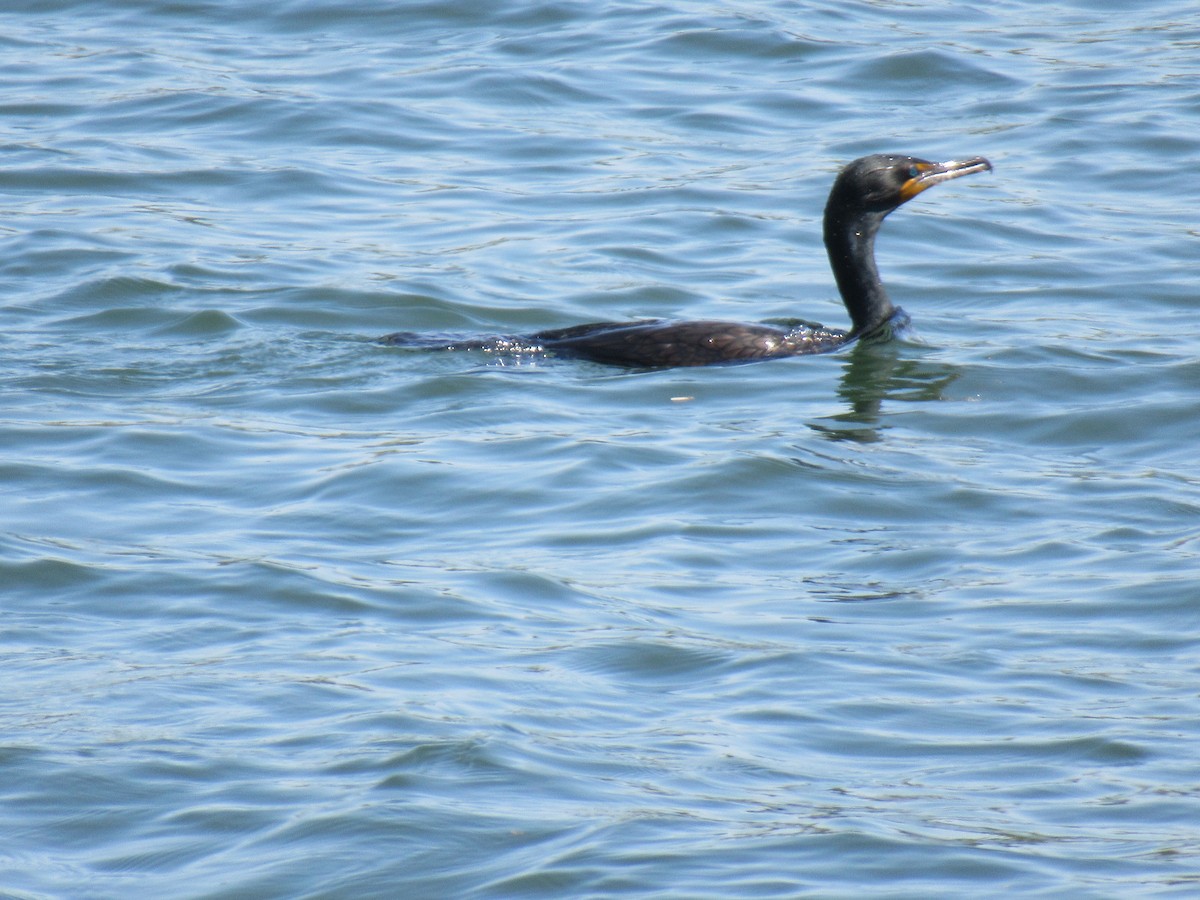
(380, 153), (991, 368)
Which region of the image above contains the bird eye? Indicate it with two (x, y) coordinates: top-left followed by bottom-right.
(907, 165), (922, 179)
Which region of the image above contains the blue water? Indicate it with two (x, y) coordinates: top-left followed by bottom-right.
(3, 1), (1200, 897)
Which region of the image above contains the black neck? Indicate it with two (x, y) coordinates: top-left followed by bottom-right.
(822, 203), (894, 337)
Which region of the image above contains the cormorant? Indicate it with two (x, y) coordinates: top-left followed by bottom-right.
(380, 153), (991, 368)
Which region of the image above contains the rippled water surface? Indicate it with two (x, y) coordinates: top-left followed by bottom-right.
(3, 1), (1200, 897)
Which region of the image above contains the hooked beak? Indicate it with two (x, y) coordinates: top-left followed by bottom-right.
(899, 156), (992, 202)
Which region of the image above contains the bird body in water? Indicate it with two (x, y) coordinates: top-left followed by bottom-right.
(380, 153), (991, 368)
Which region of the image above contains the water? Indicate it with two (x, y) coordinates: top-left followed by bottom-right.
(3, 1), (1199, 896)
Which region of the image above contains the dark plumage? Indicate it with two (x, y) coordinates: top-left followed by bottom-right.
(381, 153), (991, 368)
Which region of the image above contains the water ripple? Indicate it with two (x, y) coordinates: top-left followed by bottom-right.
(4, 1), (1200, 897)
